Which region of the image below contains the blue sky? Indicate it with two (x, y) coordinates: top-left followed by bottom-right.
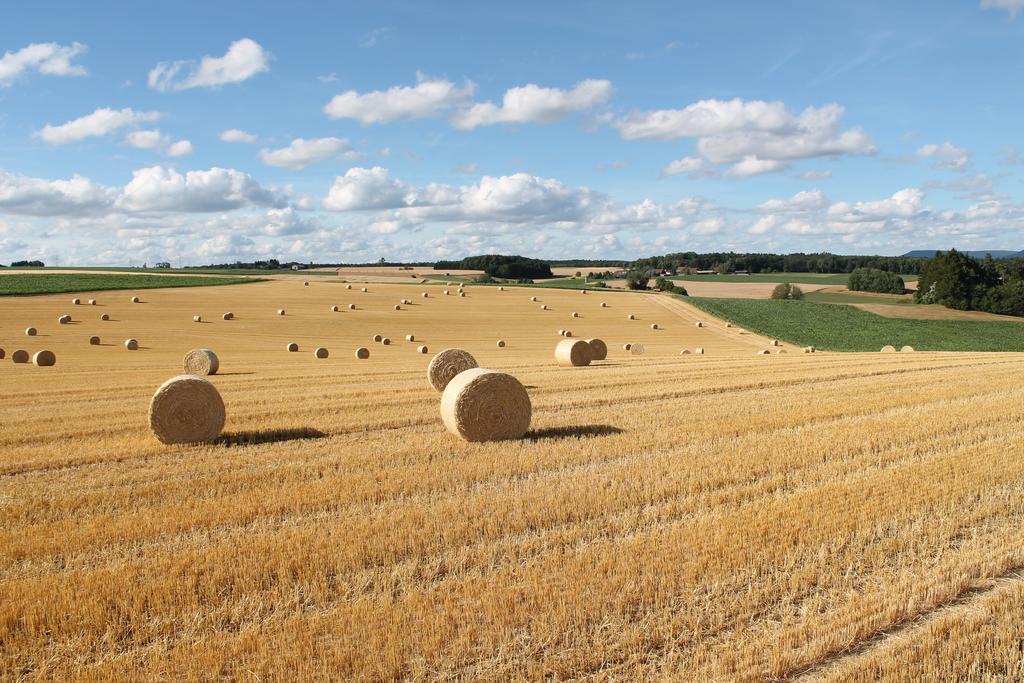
(1, 0), (1023, 265)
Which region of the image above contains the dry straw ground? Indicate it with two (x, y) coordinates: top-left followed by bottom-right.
(1, 280), (1023, 681)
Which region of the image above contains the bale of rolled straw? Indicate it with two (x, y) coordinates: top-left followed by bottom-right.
(555, 338), (592, 367)
(0, 348), (4, 359)
(25, 327), (37, 336)
(355, 347), (370, 359)
(58, 315), (71, 324)
(530, 296), (538, 302)
(277, 309), (285, 316)
(314, 347), (329, 359)
(558, 329), (565, 336)
(628, 314), (636, 320)
(459, 292), (466, 297)
(444, 289), (451, 295)
(776, 349), (787, 354)
(900, 345), (916, 353)
(696, 321), (704, 328)
(394, 304), (402, 310)
(331, 305), (339, 312)
(372, 334), (383, 343)
(382, 338), (392, 345)
(650, 323), (659, 330)
(725, 322), (733, 328)
(72, 298), (80, 305)
(183, 348), (219, 375)
(417, 345), (428, 354)
(680, 349), (691, 355)
(406, 334), (415, 342)
(564, 330), (573, 337)
(600, 302), (608, 307)
(88, 299), (96, 305)
(496, 339), (506, 348)
(585, 338), (607, 360)
(131, 296), (140, 303)
(630, 343), (645, 355)
(757, 349), (771, 355)
(287, 342), (298, 352)
(149, 375), (225, 445)
(32, 350), (56, 366)
(361, 287), (368, 292)
(348, 304), (356, 310)
(223, 312), (234, 320)
(428, 348), (479, 392)
(803, 346), (816, 353)
(880, 345), (897, 353)
(422, 292), (429, 298)
(89, 336), (100, 345)
(498, 286), (504, 291)
(125, 338), (139, 350)
(12, 349), (30, 363)
(623, 343), (632, 351)
(100, 313), (110, 321)
(193, 315), (202, 323)
(541, 304), (548, 310)
(346, 284), (352, 290)
(304, 281), (310, 286)
(694, 347), (705, 355)
(440, 368), (532, 442)
(771, 339), (781, 347)
(571, 311), (580, 318)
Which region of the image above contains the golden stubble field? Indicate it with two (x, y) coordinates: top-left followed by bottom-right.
(2, 280), (1024, 681)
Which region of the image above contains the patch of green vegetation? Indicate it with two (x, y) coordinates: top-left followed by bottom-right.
(671, 273), (854, 285)
(687, 297), (1024, 352)
(804, 291), (914, 305)
(0, 273), (262, 297)
(12, 266), (334, 276)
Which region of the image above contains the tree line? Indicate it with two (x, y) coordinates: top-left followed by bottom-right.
(628, 252), (926, 275)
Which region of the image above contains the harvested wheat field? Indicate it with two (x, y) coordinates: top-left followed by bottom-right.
(2, 279), (1024, 681)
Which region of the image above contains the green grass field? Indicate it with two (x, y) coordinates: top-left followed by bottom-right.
(0, 273), (262, 297)
(687, 297), (1024, 352)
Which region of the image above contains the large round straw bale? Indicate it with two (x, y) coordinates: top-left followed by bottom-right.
(287, 342), (298, 352)
(183, 348), (219, 375)
(394, 304), (401, 310)
(89, 336), (100, 345)
(630, 343), (645, 355)
(58, 315), (71, 324)
(131, 296), (140, 303)
(427, 348), (479, 392)
(25, 327), (37, 336)
(346, 284), (352, 290)
(571, 311), (579, 318)
(680, 349), (691, 355)
(564, 330), (572, 337)
(757, 349), (771, 355)
(541, 304), (548, 310)
(725, 322), (733, 328)
(444, 289), (450, 295)
(580, 289), (587, 294)
(696, 321), (704, 328)
(125, 338), (139, 350)
(585, 338), (607, 360)
(361, 287), (368, 292)
(277, 309), (285, 316)
(304, 281), (309, 286)
(417, 345), (428, 354)
(404, 299), (412, 304)
(88, 299), (96, 305)
(12, 350), (30, 363)
(900, 345), (916, 353)
(496, 339), (506, 347)
(558, 329), (565, 336)
(355, 347), (370, 359)
(530, 296), (538, 302)
(382, 337), (391, 345)
(498, 286), (504, 291)
(600, 302), (608, 307)
(149, 375), (225, 445)
(348, 304), (356, 310)
(771, 339), (781, 347)
(650, 323), (659, 330)
(803, 346), (816, 353)
(193, 315), (202, 323)
(694, 347), (705, 355)
(776, 349), (787, 354)
(72, 298), (80, 305)
(880, 345), (897, 353)
(459, 292), (466, 297)
(406, 334), (415, 341)
(440, 368), (531, 442)
(314, 347), (329, 358)
(422, 292), (429, 298)
(372, 334), (382, 343)
(223, 312), (234, 320)
(331, 305), (339, 312)
(555, 338), (592, 367)
(628, 314), (636, 320)
(623, 343), (631, 351)
(100, 313), (110, 321)
(32, 350), (55, 366)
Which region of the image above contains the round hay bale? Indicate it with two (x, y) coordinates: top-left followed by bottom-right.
(650, 323), (659, 330)
(88, 299), (96, 305)
(406, 334), (415, 342)
(355, 347), (370, 359)
(628, 314), (636, 320)
(630, 343), (645, 355)
(404, 299), (412, 305)
(331, 305), (339, 312)
(459, 292), (466, 298)
(372, 334), (382, 343)
(440, 368), (531, 442)
(496, 339), (506, 348)
(25, 327), (37, 336)
(771, 339), (781, 347)
(12, 350), (30, 363)
(417, 345), (428, 354)
(222, 312), (234, 320)
(193, 315), (202, 323)
(428, 348), (479, 392)
(286, 342), (298, 352)
(100, 313), (110, 321)
(149, 375), (225, 445)
(125, 338), (138, 350)
(131, 296), (140, 303)
(277, 309), (285, 316)
(348, 304), (356, 310)
(725, 322), (733, 328)
(585, 338), (607, 361)
(444, 289), (451, 295)
(314, 347), (329, 359)
(422, 292), (429, 298)
(58, 315), (71, 324)
(680, 349), (691, 355)
(541, 304), (548, 310)
(571, 311), (580, 318)
(623, 343), (632, 351)
(900, 345), (916, 353)
(382, 338), (391, 345)
(346, 284), (352, 290)
(757, 349), (771, 355)
(776, 349), (787, 354)
(555, 339), (592, 367)
(0, 348), (4, 359)
(394, 304), (401, 310)
(32, 350), (55, 367)
(803, 346), (816, 354)
(564, 330), (572, 337)
(558, 329), (565, 336)
(600, 302), (608, 307)
(696, 321), (704, 328)
(498, 286), (504, 291)
(183, 348), (219, 375)
(89, 336), (100, 345)
(530, 296), (538, 302)
(880, 345), (897, 353)
(72, 298), (80, 305)
(304, 281), (309, 286)
(580, 289), (587, 294)
(694, 347), (705, 355)
(361, 287), (368, 292)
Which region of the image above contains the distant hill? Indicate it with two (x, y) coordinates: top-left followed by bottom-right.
(902, 249), (1023, 259)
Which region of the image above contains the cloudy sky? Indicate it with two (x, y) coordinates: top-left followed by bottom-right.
(1, 1), (1023, 265)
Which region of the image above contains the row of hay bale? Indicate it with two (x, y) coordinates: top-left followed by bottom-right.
(554, 338), (608, 366)
(3, 348), (56, 366)
(881, 345), (915, 353)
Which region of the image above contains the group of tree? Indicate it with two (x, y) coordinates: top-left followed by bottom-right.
(915, 250), (1024, 317)
(847, 268), (907, 294)
(10, 260), (45, 267)
(434, 255), (553, 279)
(629, 252), (925, 275)
(770, 283), (805, 300)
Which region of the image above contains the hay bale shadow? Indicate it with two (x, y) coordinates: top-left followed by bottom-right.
(525, 425), (624, 441)
(215, 427), (327, 447)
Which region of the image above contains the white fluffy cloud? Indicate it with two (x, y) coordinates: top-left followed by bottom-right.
(618, 99), (875, 177)
(220, 128), (258, 143)
(916, 142), (970, 170)
(124, 130), (192, 157)
(660, 156), (711, 177)
(324, 74), (475, 123)
(0, 42), (87, 86)
(450, 79), (613, 129)
(148, 38), (270, 92)
(981, 0), (1024, 17)
(38, 107), (161, 145)
(0, 170), (116, 216)
(258, 137), (352, 170)
(322, 167), (411, 210)
(828, 188), (925, 224)
(116, 166), (280, 213)
(167, 140), (193, 157)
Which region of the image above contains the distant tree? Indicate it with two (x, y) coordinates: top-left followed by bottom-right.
(626, 270), (650, 290)
(848, 268), (906, 294)
(915, 249), (997, 310)
(771, 283), (804, 300)
(11, 260), (45, 267)
(654, 276), (688, 295)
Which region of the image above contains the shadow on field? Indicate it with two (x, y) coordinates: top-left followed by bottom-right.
(525, 424), (624, 441)
(215, 427), (327, 447)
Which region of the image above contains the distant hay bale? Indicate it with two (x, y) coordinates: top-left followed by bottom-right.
(100, 314), (110, 321)
(417, 345), (428, 354)
(694, 347), (705, 355)
(623, 343), (631, 351)
(600, 302), (608, 307)
(498, 286), (504, 291)
(382, 338), (392, 345)
(277, 309), (285, 316)
(422, 292), (429, 298)
(131, 296), (140, 303)
(183, 348), (219, 375)
(585, 338), (607, 360)
(394, 304), (401, 310)
(125, 338), (139, 350)
(355, 347), (370, 359)
(58, 315), (71, 324)
(406, 334), (415, 341)
(89, 336), (100, 345)
(428, 348), (479, 392)
(564, 330), (572, 337)
(555, 338), (592, 367)
(900, 345), (916, 353)
(346, 284), (352, 290)
(348, 304), (356, 310)
(87, 299), (96, 305)
(444, 289), (451, 295)
(32, 350), (56, 367)
(880, 345), (897, 353)
(440, 368), (532, 442)
(287, 342), (298, 352)
(373, 334), (383, 342)
(530, 296), (538, 302)
(680, 349), (691, 355)
(541, 304), (548, 310)
(496, 339), (506, 347)
(223, 312), (234, 320)
(757, 349), (771, 355)
(650, 323), (659, 330)
(72, 298), (80, 305)
(696, 321), (704, 327)
(580, 289), (587, 294)
(12, 350), (30, 363)
(558, 329), (565, 336)
(571, 311), (579, 318)
(0, 348), (4, 359)
(630, 343), (645, 355)
(776, 349), (787, 354)
(725, 322), (733, 328)
(304, 281), (310, 286)
(361, 287), (368, 292)
(331, 305), (339, 312)
(771, 340), (781, 347)
(803, 346), (816, 353)
(314, 347), (329, 359)
(628, 314), (636, 320)
(459, 292), (466, 297)
(149, 375), (225, 445)
(25, 327), (37, 336)
(193, 315), (202, 323)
